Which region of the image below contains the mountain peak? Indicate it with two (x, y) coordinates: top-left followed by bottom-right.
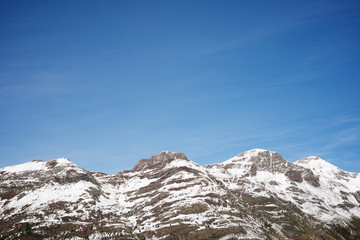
(298, 156), (322, 162)
(221, 149), (289, 173)
(248, 148), (269, 152)
(240, 148), (269, 155)
(225, 148), (283, 163)
(1, 157), (77, 174)
(295, 156), (340, 175)
(45, 157), (77, 168)
(132, 151), (190, 171)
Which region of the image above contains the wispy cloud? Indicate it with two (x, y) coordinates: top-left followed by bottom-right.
(332, 116), (360, 126)
(0, 71), (80, 101)
(323, 127), (360, 150)
(190, 0), (357, 60)
(191, 26), (276, 57)
(267, 71), (323, 87)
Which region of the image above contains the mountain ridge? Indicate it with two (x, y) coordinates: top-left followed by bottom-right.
(1, 149), (360, 240)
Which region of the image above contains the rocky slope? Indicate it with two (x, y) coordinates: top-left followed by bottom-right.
(0, 149), (360, 240)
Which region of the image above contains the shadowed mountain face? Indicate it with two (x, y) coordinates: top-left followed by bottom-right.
(1, 149), (360, 240)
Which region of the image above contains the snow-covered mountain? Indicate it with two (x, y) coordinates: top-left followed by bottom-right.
(1, 149), (360, 240)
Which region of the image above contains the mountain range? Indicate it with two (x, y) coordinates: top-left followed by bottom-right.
(1, 149), (360, 240)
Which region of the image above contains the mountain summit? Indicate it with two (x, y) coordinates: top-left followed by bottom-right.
(1, 149), (360, 239)
(132, 151), (190, 171)
(221, 149), (289, 172)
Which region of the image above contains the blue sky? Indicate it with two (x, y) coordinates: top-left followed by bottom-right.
(1, 0), (360, 174)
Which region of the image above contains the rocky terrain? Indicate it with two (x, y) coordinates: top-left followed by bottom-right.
(1, 149), (360, 239)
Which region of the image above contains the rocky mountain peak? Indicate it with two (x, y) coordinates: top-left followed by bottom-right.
(1, 157), (75, 174)
(296, 156), (339, 172)
(0, 157), (99, 187)
(45, 158), (77, 169)
(299, 155), (322, 161)
(296, 156), (326, 165)
(223, 149), (288, 173)
(295, 156), (354, 180)
(132, 151), (190, 171)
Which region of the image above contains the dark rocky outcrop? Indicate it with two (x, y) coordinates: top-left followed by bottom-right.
(133, 151), (190, 171)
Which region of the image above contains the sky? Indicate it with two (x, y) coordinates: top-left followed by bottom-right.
(0, 0), (360, 174)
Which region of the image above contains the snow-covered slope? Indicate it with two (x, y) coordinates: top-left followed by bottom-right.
(208, 149), (360, 222)
(1, 150), (360, 240)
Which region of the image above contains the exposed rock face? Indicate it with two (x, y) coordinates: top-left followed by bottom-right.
(1, 150), (360, 240)
(133, 151), (190, 171)
(229, 149), (289, 172)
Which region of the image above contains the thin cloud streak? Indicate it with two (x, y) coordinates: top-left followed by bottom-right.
(323, 127), (360, 150)
(190, 1), (344, 58)
(191, 26), (275, 57)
